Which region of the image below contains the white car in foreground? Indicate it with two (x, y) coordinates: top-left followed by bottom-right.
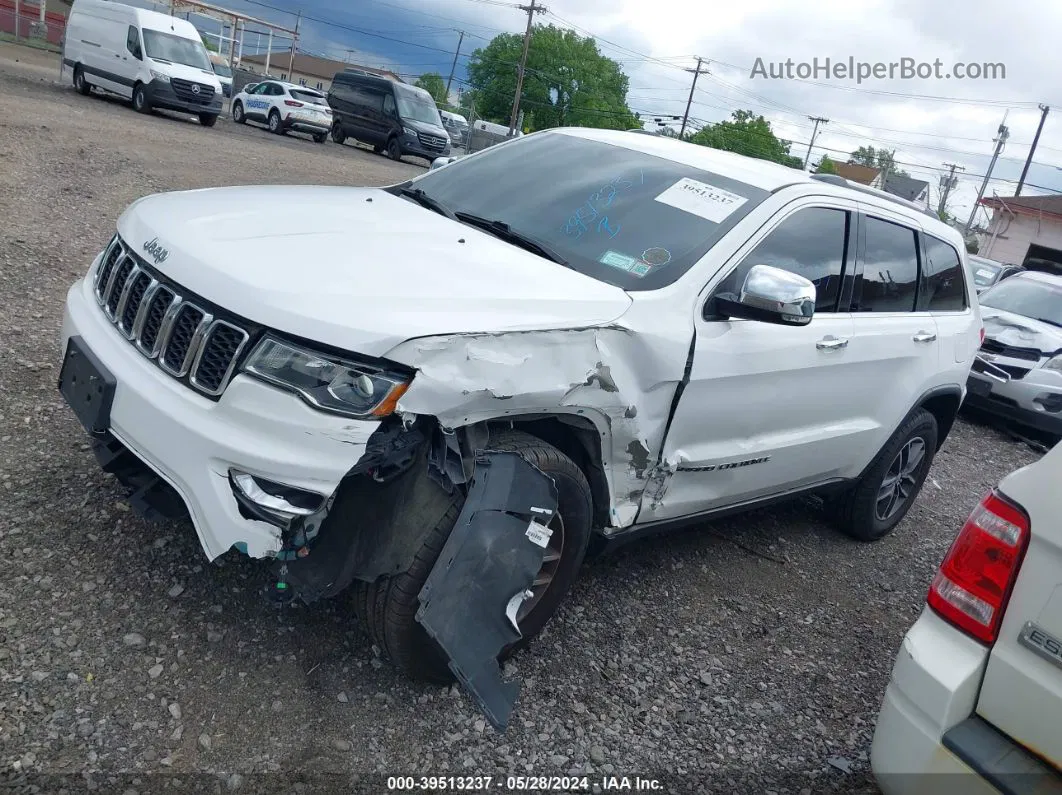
(871, 440), (1062, 793)
(58, 128), (979, 731)
(231, 80), (332, 142)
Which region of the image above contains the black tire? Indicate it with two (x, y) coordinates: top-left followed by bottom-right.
(386, 136), (402, 161)
(73, 65), (91, 96)
(268, 109), (282, 134)
(354, 430), (593, 682)
(372, 144), (384, 155)
(330, 123), (345, 144)
(199, 113), (218, 128)
(313, 132), (327, 143)
(829, 408), (939, 541)
(232, 101), (245, 124)
(132, 83), (150, 114)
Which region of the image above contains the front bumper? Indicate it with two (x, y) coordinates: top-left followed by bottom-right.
(965, 367), (1062, 435)
(871, 609), (994, 795)
(60, 271), (377, 561)
(143, 78), (223, 116)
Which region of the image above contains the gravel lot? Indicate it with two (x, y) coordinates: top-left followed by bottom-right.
(0, 42), (1047, 794)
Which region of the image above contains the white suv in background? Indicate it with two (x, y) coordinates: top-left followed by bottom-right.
(231, 80), (332, 142)
(57, 128), (981, 730)
(872, 440), (1062, 793)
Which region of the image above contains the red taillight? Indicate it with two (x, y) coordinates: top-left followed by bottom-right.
(980, 327), (986, 344)
(284, 100), (303, 107)
(927, 490), (1030, 644)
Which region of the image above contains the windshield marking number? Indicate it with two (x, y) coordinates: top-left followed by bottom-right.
(563, 174), (641, 241)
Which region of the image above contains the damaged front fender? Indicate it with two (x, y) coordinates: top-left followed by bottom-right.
(416, 450), (559, 731)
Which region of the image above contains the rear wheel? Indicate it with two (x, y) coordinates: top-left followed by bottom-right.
(132, 83), (150, 114)
(386, 136), (402, 161)
(353, 430), (593, 682)
(330, 123), (345, 144)
(268, 109), (282, 134)
(73, 65), (91, 96)
(313, 132), (327, 143)
(829, 408), (939, 541)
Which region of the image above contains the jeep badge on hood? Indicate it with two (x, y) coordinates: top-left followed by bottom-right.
(143, 237), (169, 265)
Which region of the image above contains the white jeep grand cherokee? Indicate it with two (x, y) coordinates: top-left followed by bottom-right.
(58, 127), (981, 729)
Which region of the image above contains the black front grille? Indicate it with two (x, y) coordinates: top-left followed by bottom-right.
(980, 338), (1042, 362)
(92, 237), (250, 397)
(171, 78), (215, 104)
(418, 132), (447, 151)
(160, 305), (205, 374)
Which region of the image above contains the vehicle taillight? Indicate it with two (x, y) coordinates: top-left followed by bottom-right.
(980, 327), (986, 344)
(284, 100), (303, 107)
(927, 490), (1030, 644)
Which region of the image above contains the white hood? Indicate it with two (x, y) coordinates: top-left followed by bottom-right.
(115, 186), (632, 357)
(981, 306), (1062, 354)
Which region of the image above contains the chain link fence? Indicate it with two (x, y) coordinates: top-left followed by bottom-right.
(0, 1), (65, 49)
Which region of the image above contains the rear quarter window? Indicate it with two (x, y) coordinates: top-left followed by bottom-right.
(919, 235), (968, 311)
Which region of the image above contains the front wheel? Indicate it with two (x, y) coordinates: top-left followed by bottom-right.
(198, 113), (218, 128)
(386, 136), (402, 161)
(828, 408), (939, 541)
(268, 110), (282, 134)
(232, 101), (245, 124)
(132, 83), (150, 114)
(353, 430), (593, 682)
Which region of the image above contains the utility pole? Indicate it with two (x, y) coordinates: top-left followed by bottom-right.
(803, 116), (829, 169)
(964, 113), (1010, 236)
(446, 30), (464, 100)
(938, 162), (965, 218)
(287, 11), (301, 82)
(1016, 104), (1050, 196)
(13, 0), (19, 43)
(508, 1), (544, 136)
(680, 57), (708, 139)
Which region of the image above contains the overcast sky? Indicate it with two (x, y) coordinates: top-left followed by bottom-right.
(165, 0), (1062, 227)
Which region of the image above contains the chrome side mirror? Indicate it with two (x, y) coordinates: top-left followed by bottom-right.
(715, 264), (816, 326)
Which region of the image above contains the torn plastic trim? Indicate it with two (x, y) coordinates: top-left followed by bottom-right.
(415, 450), (559, 732)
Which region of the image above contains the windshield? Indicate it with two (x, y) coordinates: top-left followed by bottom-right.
(143, 30), (211, 70)
(290, 89), (326, 105)
(212, 63), (232, 78)
(981, 277), (1062, 327)
(411, 133), (770, 290)
(394, 87), (442, 126)
(968, 257), (1002, 287)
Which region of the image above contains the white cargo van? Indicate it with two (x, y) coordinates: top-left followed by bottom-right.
(62, 0), (224, 127)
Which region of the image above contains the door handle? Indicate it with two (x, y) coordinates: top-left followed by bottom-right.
(816, 335), (849, 351)
(913, 331), (937, 343)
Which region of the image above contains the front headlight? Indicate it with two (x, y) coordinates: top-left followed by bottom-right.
(149, 69), (171, 82)
(403, 126), (418, 137)
(1044, 354), (1062, 372)
(243, 337), (410, 418)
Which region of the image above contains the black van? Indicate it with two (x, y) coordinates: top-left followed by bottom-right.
(327, 71), (451, 163)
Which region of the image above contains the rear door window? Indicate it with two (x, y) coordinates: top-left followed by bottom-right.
(854, 216), (920, 312)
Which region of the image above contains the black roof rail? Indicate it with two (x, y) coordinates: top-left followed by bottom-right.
(810, 173), (937, 218)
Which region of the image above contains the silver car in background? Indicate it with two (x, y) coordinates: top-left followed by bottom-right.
(966, 271), (1062, 437)
(968, 254), (1025, 295)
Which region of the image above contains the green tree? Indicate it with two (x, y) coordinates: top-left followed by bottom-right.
(414, 72), (448, 104)
(689, 110), (802, 168)
(200, 34), (218, 53)
(465, 24), (639, 131)
(815, 155), (837, 174)
(849, 145), (909, 177)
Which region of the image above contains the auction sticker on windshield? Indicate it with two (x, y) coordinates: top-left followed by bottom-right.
(654, 178), (748, 223)
(599, 250), (655, 278)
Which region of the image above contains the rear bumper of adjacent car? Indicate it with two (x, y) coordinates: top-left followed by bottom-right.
(59, 266), (378, 561)
(144, 78), (223, 116)
(872, 608), (1062, 794)
(871, 609), (996, 795)
(282, 114), (331, 135)
(965, 368), (1062, 435)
